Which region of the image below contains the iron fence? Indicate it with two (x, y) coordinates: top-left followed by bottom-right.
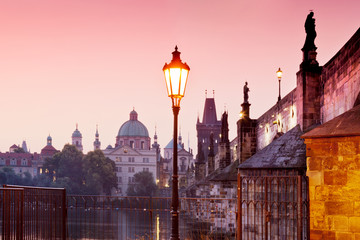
(66, 195), (237, 240)
(1, 186), (237, 239)
(1, 187), (24, 240)
(2, 185), (67, 240)
(237, 175), (309, 240)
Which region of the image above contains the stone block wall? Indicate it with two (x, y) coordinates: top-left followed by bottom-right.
(304, 136), (360, 239)
(256, 89), (298, 150)
(321, 29), (360, 123)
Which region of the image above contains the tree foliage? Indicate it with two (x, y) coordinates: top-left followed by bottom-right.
(0, 167), (34, 186)
(83, 150), (117, 195)
(42, 145), (117, 195)
(127, 171), (157, 197)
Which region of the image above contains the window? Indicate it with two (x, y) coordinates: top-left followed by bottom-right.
(10, 158), (16, 166)
(128, 176), (134, 183)
(118, 187), (122, 194)
(141, 141), (144, 149)
(116, 167), (122, 172)
(116, 157), (122, 162)
(22, 159), (27, 166)
(0, 158), (5, 165)
(130, 141), (134, 148)
(128, 157), (135, 162)
(118, 177), (122, 183)
(128, 167), (135, 173)
(143, 168), (149, 172)
(120, 141), (123, 147)
(143, 158), (149, 163)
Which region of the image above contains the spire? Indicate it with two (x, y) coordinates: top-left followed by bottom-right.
(76, 123), (78, 130)
(152, 125), (160, 150)
(94, 125), (101, 150)
(95, 124), (99, 137)
(154, 125), (158, 142)
(47, 135), (52, 146)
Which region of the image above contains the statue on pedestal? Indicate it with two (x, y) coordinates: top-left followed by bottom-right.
(302, 11), (317, 53)
(243, 82), (250, 103)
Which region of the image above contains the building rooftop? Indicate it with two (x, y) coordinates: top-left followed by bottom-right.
(238, 125), (306, 169)
(302, 104), (360, 138)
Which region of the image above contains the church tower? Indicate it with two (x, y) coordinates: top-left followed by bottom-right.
(72, 124), (83, 152)
(196, 91), (221, 165)
(219, 111), (231, 169)
(94, 125), (101, 150)
(207, 132), (215, 175)
(47, 135), (52, 146)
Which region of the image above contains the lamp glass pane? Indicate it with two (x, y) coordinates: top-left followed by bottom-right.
(179, 69), (189, 96)
(169, 68), (181, 96)
(164, 69), (172, 96)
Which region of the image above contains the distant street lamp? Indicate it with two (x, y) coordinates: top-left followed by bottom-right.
(277, 67), (283, 102)
(163, 46), (190, 240)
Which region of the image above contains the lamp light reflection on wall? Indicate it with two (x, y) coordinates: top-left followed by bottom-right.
(239, 111), (244, 119)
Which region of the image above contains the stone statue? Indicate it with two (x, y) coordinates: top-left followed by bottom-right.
(302, 11), (317, 52)
(243, 82), (249, 103)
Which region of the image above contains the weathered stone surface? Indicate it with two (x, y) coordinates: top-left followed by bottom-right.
(355, 233), (360, 240)
(332, 216), (349, 231)
(308, 156), (322, 171)
(350, 217), (360, 232)
(338, 141), (357, 155)
(336, 232), (353, 240)
(324, 170), (347, 185)
(325, 201), (353, 216)
(308, 171), (323, 186)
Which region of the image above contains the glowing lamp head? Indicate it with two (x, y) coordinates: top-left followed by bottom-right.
(163, 46), (190, 107)
(276, 67), (283, 79)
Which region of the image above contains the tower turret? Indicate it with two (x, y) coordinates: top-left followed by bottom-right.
(94, 125), (101, 150)
(72, 124), (83, 151)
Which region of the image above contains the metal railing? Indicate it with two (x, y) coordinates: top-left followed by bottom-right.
(1, 187), (24, 240)
(66, 195), (237, 240)
(2, 185), (67, 240)
(237, 175), (309, 240)
(1, 185), (237, 239)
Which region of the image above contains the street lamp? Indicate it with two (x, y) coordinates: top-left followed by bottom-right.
(276, 67), (283, 102)
(163, 46), (190, 240)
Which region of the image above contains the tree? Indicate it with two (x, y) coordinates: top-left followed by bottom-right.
(0, 167), (34, 185)
(83, 150), (117, 195)
(14, 147), (26, 153)
(42, 144), (84, 194)
(127, 171), (157, 197)
(42, 145), (117, 195)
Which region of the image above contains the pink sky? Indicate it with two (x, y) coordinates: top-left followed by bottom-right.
(0, 0), (359, 154)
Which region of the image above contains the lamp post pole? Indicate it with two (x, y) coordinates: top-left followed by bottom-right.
(277, 67), (283, 103)
(171, 105), (180, 240)
(163, 46), (190, 240)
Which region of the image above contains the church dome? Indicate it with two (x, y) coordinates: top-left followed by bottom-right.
(117, 110), (149, 137)
(72, 125), (82, 138)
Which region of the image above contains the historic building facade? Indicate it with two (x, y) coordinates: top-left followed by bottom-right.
(103, 110), (157, 196)
(160, 136), (194, 190)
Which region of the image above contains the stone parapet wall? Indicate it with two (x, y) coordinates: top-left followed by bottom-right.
(321, 29), (360, 123)
(304, 136), (360, 239)
(256, 89), (298, 150)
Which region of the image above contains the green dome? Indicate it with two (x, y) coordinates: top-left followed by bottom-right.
(72, 128), (82, 138)
(117, 110), (149, 137)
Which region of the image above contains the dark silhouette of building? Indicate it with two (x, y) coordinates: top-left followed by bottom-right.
(196, 96), (221, 164)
